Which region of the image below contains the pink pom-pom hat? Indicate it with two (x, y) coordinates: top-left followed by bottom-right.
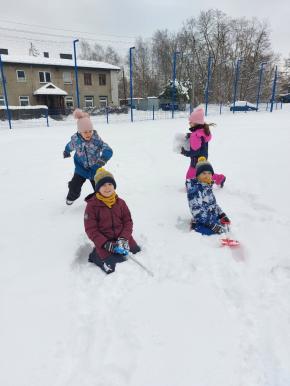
(73, 108), (93, 133)
(188, 107), (205, 125)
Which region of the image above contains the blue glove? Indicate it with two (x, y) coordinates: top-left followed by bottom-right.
(117, 237), (130, 252)
(63, 150), (71, 158)
(113, 246), (129, 256)
(104, 241), (128, 256)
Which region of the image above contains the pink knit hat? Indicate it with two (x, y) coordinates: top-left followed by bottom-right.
(189, 107), (205, 125)
(73, 109), (93, 133)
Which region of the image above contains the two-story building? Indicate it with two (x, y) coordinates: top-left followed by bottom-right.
(0, 53), (120, 113)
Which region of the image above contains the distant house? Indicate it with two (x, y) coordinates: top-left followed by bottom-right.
(0, 54), (120, 113)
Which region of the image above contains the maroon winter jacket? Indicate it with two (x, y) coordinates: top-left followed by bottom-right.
(84, 193), (139, 259)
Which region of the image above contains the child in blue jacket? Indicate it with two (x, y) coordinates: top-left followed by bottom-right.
(63, 109), (113, 205)
(186, 157), (230, 235)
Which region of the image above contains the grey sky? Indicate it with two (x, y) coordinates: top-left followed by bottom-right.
(1, 0), (289, 58)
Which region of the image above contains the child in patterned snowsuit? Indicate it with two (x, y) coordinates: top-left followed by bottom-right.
(186, 157), (230, 235)
(181, 107), (226, 186)
(63, 109), (113, 205)
(84, 168), (141, 274)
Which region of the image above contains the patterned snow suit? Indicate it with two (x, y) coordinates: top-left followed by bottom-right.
(186, 178), (224, 235)
(64, 131), (113, 201)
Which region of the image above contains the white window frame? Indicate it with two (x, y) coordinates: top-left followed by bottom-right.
(63, 71), (72, 84)
(99, 96), (108, 108)
(16, 69), (26, 82)
(19, 96), (30, 106)
(84, 96), (94, 108)
(39, 71), (51, 83)
(0, 95), (5, 106)
(65, 96), (74, 108)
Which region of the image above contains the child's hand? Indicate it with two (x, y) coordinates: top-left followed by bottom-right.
(117, 237), (130, 251)
(210, 224), (225, 234)
(104, 241), (128, 255)
(181, 147), (189, 156)
(63, 150), (71, 158)
(219, 213), (231, 225)
(96, 159), (106, 167)
(104, 241), (118, 253)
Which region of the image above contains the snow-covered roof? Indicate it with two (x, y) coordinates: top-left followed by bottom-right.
(0, 105), (48, 110)
(1, 55), (120, 71)
(33, 82), (68, 96)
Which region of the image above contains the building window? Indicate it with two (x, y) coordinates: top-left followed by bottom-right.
(19, 96), (30, 106)
(16, 70), (26, 82)
(63, 71), (72, 84)
(65, 96), (74, 108)
(39, 71), (51, 83)
(99, 96), (108, 107)
(84, 96), (94, 108)
(0, 96), (5, 106)
(43, 52), (49, 58)
(84, 73), (92, 86)
(99, 74), (106, 86)
(0, 48), (8, 55)
(60, 53), (72, 60)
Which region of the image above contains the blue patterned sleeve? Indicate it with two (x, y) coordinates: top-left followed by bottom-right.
(186, 182), (206, 224)
(64, 133), (78, 153)
(95, 133), (113, 162)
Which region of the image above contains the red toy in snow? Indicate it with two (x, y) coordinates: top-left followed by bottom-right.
(220, 238), (240, 247)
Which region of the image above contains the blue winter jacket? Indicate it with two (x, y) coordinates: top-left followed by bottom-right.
(64, 131), (113, 179)
(186, 178), (223, 227)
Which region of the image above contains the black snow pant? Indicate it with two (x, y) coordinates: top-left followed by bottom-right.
(88, 248), (127, 274)
(67, 173), (95, 201)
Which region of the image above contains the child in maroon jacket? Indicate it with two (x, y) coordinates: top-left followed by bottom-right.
(84, 168), (141, 274)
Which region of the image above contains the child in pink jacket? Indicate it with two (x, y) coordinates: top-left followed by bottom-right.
(181, 107), (226, 186)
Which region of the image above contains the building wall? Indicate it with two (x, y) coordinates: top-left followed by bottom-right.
(110, 71), (119, 106)
(0, 62), (119, 108)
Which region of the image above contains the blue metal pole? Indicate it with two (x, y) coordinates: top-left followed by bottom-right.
(270, 65), (278, 113)
(73, 39), (80, 108)
(204, 56), (212, 116)
(106, 107), (109, 124)
(153, 105), (155, 120)
(129, 46), (135, 122)
(256, 62), (266, 111)
(232, 59), (242, 114)
(171, 52), (178, 119)
(0, 54), (12, 129)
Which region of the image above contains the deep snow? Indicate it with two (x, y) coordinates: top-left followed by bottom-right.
(0, 106), (290, 386)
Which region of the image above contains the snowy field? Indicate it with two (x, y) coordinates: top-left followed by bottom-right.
(0, 106), (290, 386)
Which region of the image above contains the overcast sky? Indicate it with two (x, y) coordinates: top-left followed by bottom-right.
(1, 0), (289, 58)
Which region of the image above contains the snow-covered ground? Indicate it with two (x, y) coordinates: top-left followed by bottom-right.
(0, 106), (290, 386)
